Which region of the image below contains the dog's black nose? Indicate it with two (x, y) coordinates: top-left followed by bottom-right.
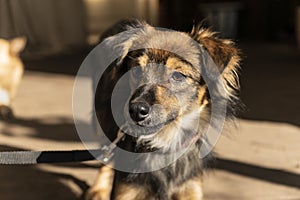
(129, 102), (150, 122)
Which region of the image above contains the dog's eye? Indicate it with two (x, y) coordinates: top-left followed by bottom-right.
(131, 67), (143, 78)
(170, 71), (186, 82)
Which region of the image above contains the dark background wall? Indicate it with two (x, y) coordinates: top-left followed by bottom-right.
(159, 0), (298, 42)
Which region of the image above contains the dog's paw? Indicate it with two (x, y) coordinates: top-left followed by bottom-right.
(0, 105), (14, 120)
(85, 187), (110, 200)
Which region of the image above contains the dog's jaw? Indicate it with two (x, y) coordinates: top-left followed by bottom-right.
(136, 106), (205, 152)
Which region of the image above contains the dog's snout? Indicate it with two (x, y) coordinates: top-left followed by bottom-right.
(129, 102), (150, 122)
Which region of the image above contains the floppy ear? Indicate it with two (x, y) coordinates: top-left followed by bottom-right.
(95, 20), (145, 139)
(10, 37), (26, 55)
(100, 19), (147, 76)
(190, 27), (241, 99)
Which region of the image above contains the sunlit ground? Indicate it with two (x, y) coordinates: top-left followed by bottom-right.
(0, 42), (299, 200)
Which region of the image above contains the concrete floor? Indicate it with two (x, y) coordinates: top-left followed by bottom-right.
(0, 42), (300, 200)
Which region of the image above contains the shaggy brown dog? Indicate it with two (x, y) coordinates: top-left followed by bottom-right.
(86, 19), (240, 200)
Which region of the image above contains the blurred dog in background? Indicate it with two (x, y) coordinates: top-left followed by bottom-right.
(0, 37), (26, 120)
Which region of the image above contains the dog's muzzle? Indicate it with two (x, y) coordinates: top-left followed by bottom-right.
(120, 122), (163, 137)
(129, 101), (150, 122)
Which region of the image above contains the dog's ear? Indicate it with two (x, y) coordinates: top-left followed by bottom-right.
(100, 19), (147, 75)
(96, 20), (146, 140)
(96, 19), (146, 103)
(190, 27), (241, 98)
(100, 18), (146, 42)
(10, 37), (26, 55)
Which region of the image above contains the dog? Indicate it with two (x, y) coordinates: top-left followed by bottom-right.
(86, 19), (241, 200)
(0, 37), (26, 120)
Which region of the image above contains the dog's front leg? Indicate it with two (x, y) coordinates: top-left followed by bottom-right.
(172, 177), (203, 200)
(113, 182), (154, 200)
(86, 165), (115, 200)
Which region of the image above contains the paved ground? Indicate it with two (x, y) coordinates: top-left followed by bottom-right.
(0, 43), (300, 200)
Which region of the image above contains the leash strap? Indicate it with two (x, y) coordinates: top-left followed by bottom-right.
(0, 131), (125, 165)
(97, 130), (125, 163)
(0, 149), (99, 164)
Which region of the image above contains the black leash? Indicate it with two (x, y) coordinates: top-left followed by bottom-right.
(0, 131), (125, 165)
(0, 149), (98, 165)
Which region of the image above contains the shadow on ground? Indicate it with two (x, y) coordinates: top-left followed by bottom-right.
(12, 42), (299, 199)
(22, 50), (89, 76)
(2, 117), (81, 142)
(214, 158), (300, 189)
(0, 145), (89, 200)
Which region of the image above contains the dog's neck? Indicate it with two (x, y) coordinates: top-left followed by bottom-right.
(117, 140), (204, 198)
(134, 130), (201, 153)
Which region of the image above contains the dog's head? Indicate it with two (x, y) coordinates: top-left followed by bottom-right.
(96, 20), (240, 152)
(0, 37), (26, 66)
(0, 37), (26, 119)
(125, 49), (204, 140)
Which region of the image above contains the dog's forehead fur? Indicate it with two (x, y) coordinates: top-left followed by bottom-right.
(106, 24), (202, 73)
(129, 50), (200, 83)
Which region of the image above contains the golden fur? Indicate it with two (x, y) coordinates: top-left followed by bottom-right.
(0, 37), (26, 119)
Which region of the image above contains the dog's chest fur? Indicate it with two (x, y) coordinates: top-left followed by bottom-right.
(114, 140), (203, 199)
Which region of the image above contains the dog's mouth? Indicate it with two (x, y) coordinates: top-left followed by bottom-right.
(121, 116), (176, 137)
(120, 123), (163, 137)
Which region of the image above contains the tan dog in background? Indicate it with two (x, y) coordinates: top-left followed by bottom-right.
(0, 37), (26, 119)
